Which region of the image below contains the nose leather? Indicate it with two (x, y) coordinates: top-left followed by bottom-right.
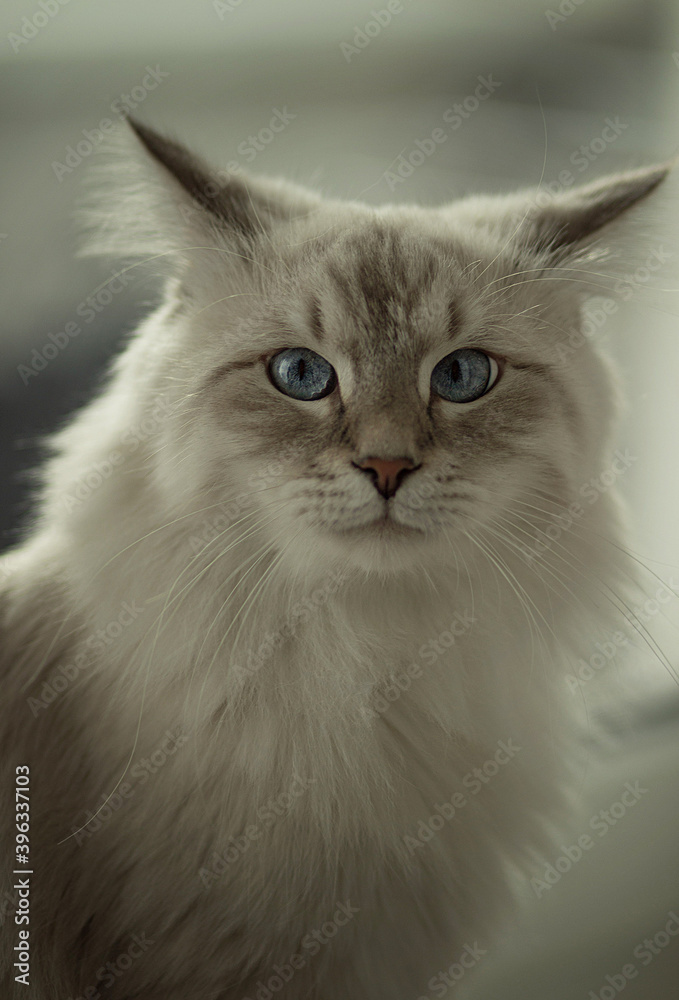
(354, 456), (417, 499)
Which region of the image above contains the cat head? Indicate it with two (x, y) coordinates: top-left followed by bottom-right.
(79, 121), (670, 578)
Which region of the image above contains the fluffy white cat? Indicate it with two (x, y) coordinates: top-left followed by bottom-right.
(0, 120), (670, 999)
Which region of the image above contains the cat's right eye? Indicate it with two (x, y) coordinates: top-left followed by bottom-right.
(430, 348), (499, 403)
(268, 348), (337, 401)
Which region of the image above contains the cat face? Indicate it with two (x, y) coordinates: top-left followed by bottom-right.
(191, 223), (584, 575)
(84, 122), (668, 576)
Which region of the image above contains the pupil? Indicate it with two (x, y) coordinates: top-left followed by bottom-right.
(297, 358), (306, 380)
(450, 360), (461, 382)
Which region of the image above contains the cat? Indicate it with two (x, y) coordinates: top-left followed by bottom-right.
(0, 118), (670, 999)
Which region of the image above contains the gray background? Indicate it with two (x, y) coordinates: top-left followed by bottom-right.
(1, 1), (678, 996)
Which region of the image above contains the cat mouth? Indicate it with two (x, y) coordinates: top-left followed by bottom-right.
(339, 512), (425, 537)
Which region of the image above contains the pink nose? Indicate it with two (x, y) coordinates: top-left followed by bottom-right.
(354, 456), (417, 499)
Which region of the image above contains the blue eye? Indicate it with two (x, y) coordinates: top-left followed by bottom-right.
(431, 348), (499, 403)
(268, 348), (337, 401)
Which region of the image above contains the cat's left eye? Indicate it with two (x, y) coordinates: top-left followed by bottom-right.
(268, 348), (337, 401)
(430, 348), (499, 403)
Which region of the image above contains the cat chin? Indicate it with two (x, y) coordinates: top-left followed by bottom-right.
(296, 518), (452, 577)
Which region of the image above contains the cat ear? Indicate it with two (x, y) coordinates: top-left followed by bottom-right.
(454, 164), (672, 262)
(524, 163), (672, 256)
(127, 118), (269, 240)
(78, 119), (320, 267)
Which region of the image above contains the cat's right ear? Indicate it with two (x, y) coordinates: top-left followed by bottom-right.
(450, 162), (674, 272)
(519, 163), (673, 258)
(77, 119), (320, 270)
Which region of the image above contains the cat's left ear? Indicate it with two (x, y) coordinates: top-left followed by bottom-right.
(126, 119), (318, 240)
(519, 162), (673, 256)
(79, 119), (321, 267)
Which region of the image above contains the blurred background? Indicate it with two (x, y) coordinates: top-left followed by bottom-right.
(1, 1), (678, 996)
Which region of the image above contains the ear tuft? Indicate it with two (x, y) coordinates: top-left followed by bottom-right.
(77, 120), (321, 271)
(126, 118), (263, 239)
(529, 162), (673, 255)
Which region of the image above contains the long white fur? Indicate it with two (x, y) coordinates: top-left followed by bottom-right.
(0, 128), (670, 999)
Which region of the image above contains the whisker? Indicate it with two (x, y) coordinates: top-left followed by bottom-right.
(478, 484), (679, 685)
